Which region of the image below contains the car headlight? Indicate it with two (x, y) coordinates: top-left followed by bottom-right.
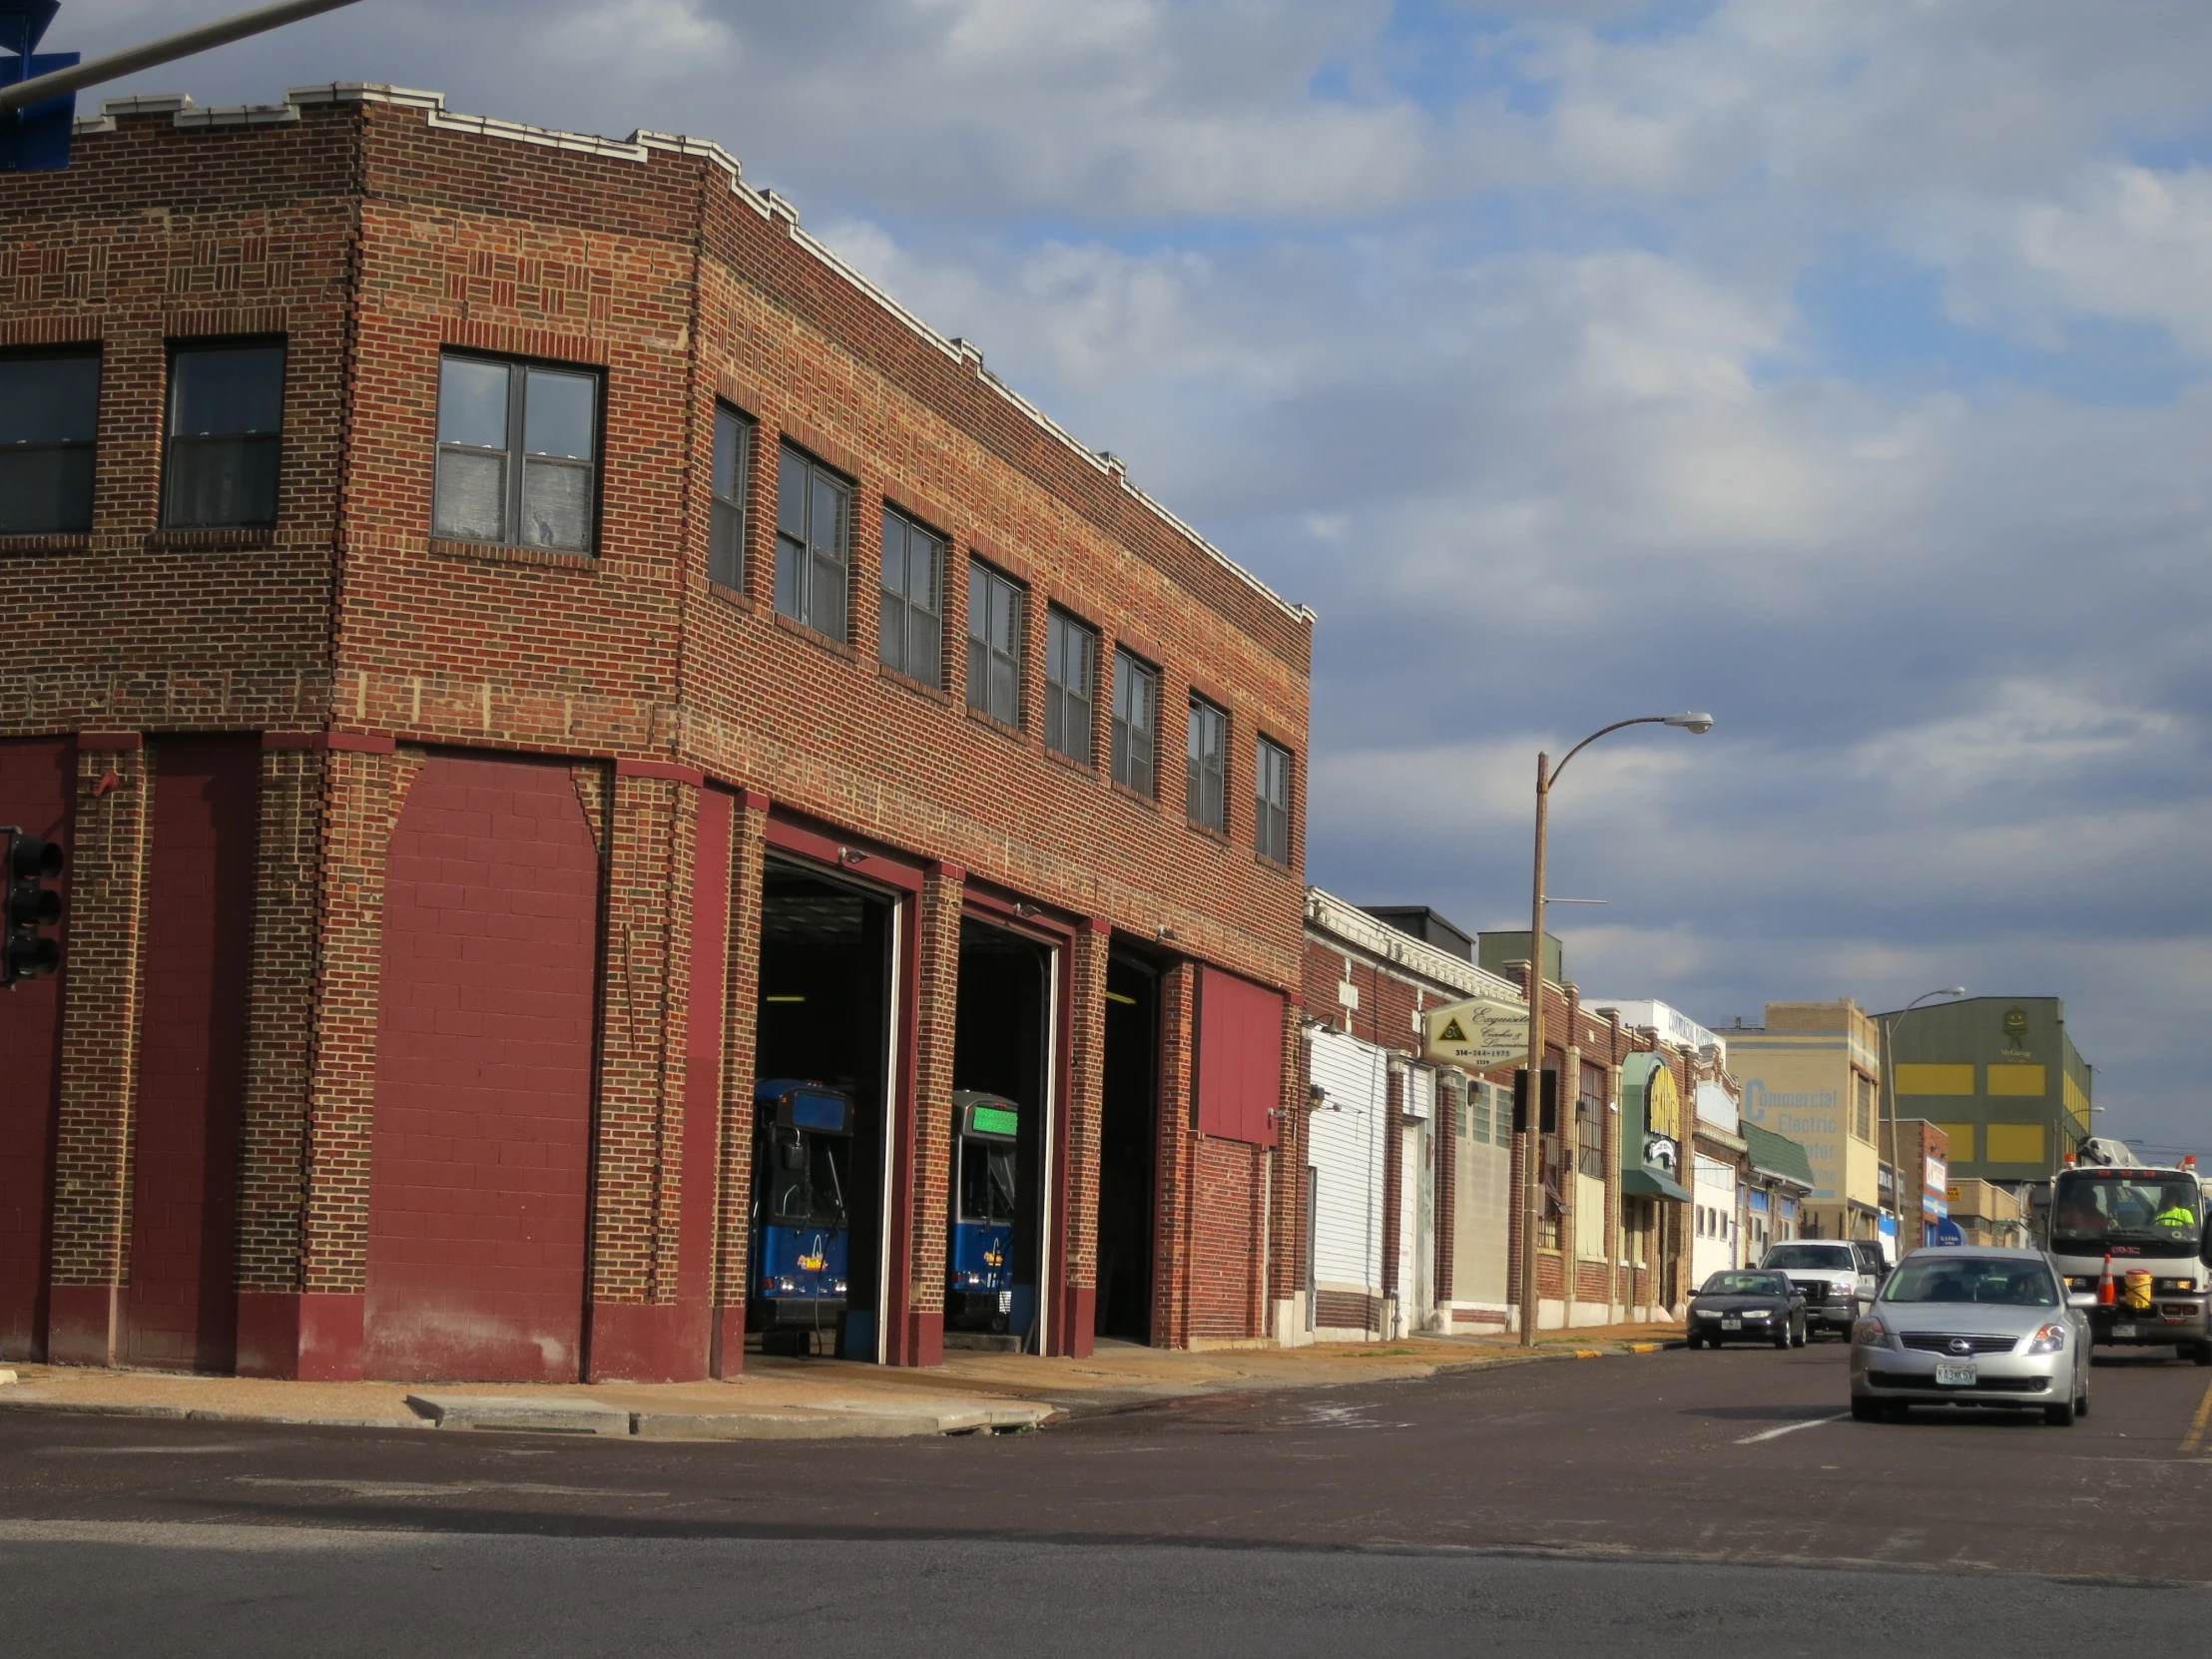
(1696, 1308), (1721, 1319)
(776, 1277), (798, 1293)
(2025, 1322), (2067, 1355)
(831, 1280), (847, 1294)
(1852, 1317), (1891, 1349)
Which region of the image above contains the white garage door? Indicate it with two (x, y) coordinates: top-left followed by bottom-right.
(1308, 1029), (1386, 1296)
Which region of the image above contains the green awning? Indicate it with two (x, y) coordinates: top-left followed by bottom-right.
(1622, 1167), (1691, 1202)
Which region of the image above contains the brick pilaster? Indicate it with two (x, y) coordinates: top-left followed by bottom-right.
(1155, 960), (1196, 1349)
(902, 862), (963, 1363)
(301, 745), (412, 1299)
(236, 743), (327, 1294)
(589, 769), (696, 1307)
(711, 791), (768, 1375)
(46, 738), (151, 1363)
(1059, 916), (1109, 1354)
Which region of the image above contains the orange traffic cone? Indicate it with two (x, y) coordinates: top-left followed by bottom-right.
(2098, 1256), (2116, 1307)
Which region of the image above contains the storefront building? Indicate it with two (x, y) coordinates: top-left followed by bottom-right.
(1884, 997), (2091, 1185)
(1299, 894), (1519, 1342)
(0, 86), (1312, 1379)
(1725, 1000), (1885, 1245)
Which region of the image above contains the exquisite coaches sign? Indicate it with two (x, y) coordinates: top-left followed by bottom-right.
(1421, 994), (1529, 1072)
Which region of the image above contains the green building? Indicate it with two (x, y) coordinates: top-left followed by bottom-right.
(1883, 996), (2092, 1183)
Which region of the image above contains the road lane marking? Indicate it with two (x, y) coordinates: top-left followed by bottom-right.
(232, 1478), (668, 1500)
(1735, 1412), (1850, 1445)
(2180, 1377), (2212, 1454)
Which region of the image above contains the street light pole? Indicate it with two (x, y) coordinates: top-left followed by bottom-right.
(1880, 986), (1965, 1256)
(1516, 712), (1712, 1349)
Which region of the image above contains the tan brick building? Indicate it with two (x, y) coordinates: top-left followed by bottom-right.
(0, 85), (1313, 1381)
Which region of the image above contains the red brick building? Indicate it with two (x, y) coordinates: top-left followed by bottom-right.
(0, 84), (1313, 1381)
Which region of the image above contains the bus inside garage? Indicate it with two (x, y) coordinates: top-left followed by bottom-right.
(949, 917), (1054, 1353)
(752, 860), (896, 1362)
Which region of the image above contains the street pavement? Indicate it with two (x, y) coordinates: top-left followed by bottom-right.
(6, 1337), (2211, 1654)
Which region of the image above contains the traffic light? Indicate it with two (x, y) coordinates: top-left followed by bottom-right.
(3, 828), (63, 984)
(1511, 1068), (1559, 1136)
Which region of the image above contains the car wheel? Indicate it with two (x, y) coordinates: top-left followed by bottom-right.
(2044, 1398), (2077, 1427)
(2194, 1342), (2212, 1368)
(1772, 1331), (1789, 1350)
(2074, 1385), (2090, 1418)
(1850, 1396), (1881, 1422)
(1790, 1323), (1807, 1349)
(1685, 1333), (1703, 1350)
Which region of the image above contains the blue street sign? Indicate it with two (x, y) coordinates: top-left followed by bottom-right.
(1, 2), (78, 173)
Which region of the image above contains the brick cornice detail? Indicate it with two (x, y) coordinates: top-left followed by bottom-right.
(262, 731), (396, 753)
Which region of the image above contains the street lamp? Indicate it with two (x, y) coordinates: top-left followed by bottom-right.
(1516, 712), (1713, 1348)
(1880, 986), (1965, 1256)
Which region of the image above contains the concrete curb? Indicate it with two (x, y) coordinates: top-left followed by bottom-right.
(0, 1389), (1053, 1441)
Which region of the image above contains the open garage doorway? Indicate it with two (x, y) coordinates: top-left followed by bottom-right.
(753, 860), (896, 1362)
(949, 918), (1054, 1353)
(1095, 951), (1160, 1344)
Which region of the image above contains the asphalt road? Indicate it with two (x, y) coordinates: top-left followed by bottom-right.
(6, 1338), (2211, 1654)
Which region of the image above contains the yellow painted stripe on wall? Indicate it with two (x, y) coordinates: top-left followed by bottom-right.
(1934, 1123), (1977, 1160)
(1896, 1063), (1976, 1096)
(1986, 1064), (2047, 1096)
(1985, 1123), (2046, 1164)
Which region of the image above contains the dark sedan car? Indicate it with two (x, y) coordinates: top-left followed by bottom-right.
(1686, 1270), (1808, 1349)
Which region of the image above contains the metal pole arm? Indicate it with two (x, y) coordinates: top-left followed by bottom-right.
(1548, 716), (1666, 790)
(0, 0), (363, 116)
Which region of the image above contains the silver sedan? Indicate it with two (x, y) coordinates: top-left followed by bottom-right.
(1848, 1246), (2090, 1426)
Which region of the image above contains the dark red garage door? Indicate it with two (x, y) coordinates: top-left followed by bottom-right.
(0, 738), (71, 1363)
(123, 738), (258, 1372)
(364, 755), (600, 1382)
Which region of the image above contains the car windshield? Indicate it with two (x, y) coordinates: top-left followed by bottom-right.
(1883, 1258), (2058, 1307)
(2051, 1172), (2200, 1249)
(1701, 1273), (1789, 1297)
(1764, 1245), (1855, 1271)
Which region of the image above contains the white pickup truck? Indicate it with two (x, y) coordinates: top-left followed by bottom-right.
(1758, 1240), (1885, 1337)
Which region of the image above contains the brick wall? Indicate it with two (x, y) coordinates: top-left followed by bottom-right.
(0, 90), (1311, 1379)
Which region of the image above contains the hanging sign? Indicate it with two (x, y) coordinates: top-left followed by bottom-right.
(1421, 994), (1529, 1072)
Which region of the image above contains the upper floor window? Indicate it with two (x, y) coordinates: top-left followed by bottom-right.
(434, 351), (599, 553)
(1043, 609), (1096, 764)
(878, 507), (943, 685)
(966, 559), (1024, 726)
(709, 403), (752, 589)
(165, 339), (284, 529)
(1187, 696), (1227, 833)
(776, 443), (849, 638)
(0, 347), (100, 534)
(1255, 735), (1292, 863)
(1111, 649), (1158, 798)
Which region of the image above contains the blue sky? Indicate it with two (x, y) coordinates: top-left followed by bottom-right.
(55, 0), (2212, 1157)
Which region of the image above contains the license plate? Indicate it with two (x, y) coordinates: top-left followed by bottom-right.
(2112, 1323), (2137, 1339)
(1935, 1362), (1975, 1386)
(1721, 1318), (1742, 1330)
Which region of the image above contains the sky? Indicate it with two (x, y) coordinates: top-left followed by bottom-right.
(50, 0), (2212, 1158)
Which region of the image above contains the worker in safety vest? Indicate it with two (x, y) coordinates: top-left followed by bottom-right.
(2154, 1198), (2197, 1230)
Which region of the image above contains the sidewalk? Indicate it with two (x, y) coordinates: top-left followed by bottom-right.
(0, 1324), (1681, 1441)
